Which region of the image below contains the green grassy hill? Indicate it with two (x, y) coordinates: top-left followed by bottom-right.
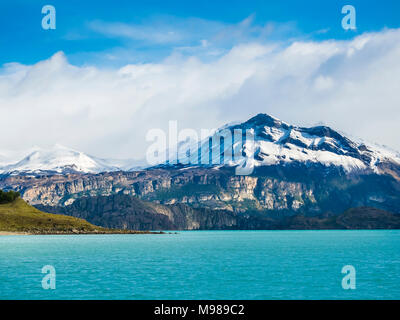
(0, 198), (105, 234)
(0, 197), (158, 234)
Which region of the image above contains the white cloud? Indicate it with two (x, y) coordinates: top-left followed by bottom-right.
(89, 20), (184, 44)
(87, 15), (297, 49)
(1, 28), (400, 159)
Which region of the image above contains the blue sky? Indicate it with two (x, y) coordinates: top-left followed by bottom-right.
(1, 0), (400, 66)
(1, 1), (400, 159)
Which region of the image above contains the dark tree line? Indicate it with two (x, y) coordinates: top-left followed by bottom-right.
(0, 190), (20, 204)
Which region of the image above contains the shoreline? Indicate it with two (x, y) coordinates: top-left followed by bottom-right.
(0, 231), (31, 236)
(0, 230), (166, 236)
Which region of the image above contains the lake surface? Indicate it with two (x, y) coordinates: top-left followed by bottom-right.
(0, 230), (399, 299)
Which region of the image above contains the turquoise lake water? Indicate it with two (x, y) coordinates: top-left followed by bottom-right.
(0, 230), (399, 300)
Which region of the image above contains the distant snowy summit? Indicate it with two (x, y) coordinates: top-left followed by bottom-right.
(0, 144), (142, 175)
(1, 114), (399, 176)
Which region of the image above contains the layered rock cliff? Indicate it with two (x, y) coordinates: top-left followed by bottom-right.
(36, 194), (400, 231)
(2, 163), (400, 216)
(36, 194), (239, 230)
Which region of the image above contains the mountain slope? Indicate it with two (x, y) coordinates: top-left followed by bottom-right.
(2, 113), (400, 177)
(1, 113), (400, 218)
(171, 113), (400, 175)
(0, 196), (160, 234)
(0, 197), (103, 234)
(275, 207), (400, 230)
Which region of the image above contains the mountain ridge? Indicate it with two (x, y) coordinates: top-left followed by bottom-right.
(1, 113), (400, 178)
(160, 113), (400, 179)
(1, 113), (400, 219)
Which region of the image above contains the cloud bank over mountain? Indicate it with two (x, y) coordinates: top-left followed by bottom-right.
(0, 28), (400, 159)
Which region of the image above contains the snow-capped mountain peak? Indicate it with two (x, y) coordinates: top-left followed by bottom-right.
(1, 114), (400, 177)
(170, 113), (400, 175)
(0, 144), (122, 175)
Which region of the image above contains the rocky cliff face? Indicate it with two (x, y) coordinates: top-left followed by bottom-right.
(36, 194), (400, 231)
(36, 194), (239, 230)
(2, 163), (400, 216)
